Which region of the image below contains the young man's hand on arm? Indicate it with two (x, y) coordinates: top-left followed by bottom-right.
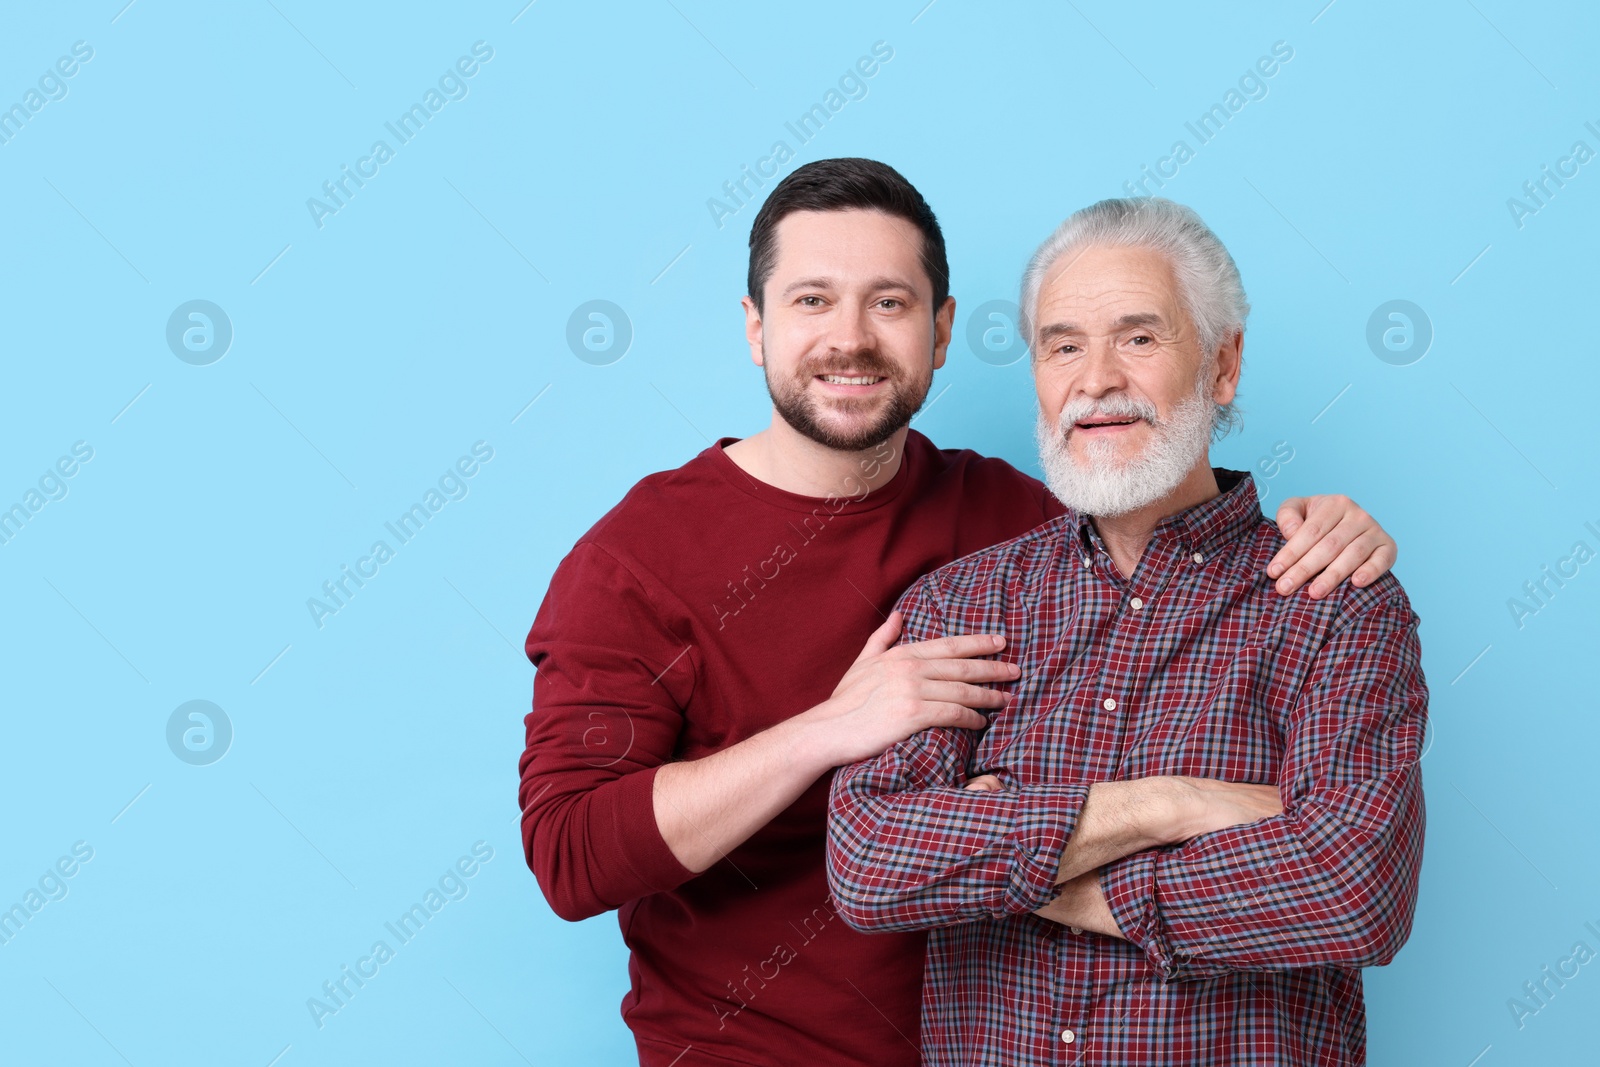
(522, 547), (1018, 914)
(651, 609), (1016, 873)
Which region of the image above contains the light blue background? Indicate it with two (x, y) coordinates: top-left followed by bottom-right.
(2, 1), (1595, 1063)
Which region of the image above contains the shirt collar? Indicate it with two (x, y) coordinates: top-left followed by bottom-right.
(1064, 468), (1262, 557)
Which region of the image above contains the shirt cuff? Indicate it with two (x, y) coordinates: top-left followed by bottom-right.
(1101, 848), (1181, 979)
(1004, 782), (1093, 914)
(1102, 849), (1232, 982)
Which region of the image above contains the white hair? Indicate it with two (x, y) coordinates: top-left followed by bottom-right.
(1019, 197), (1249, 439)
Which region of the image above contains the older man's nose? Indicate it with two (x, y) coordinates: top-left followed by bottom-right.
(1077, 337), (1128, 396)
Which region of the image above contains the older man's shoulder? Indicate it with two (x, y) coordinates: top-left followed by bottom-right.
(1239, 514), (1417, 629)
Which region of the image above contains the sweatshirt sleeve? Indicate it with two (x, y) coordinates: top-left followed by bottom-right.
(518, 540), (698, 921)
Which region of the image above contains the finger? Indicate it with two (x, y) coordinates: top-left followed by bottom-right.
(1275, 496), (1308, 540)
(896, 632), (1006, 662)
(921, 680), (1011, 709)
(1335, 501), (1385, 542)
(855, 610), (903, 661)
(1350, 539), (1398, 587)
(1272, 510), (1360, 595)
(1306, 533), (1383, 599)
(919, 657), (1022, 684)
(1268, 499), (1334, 580)
(1273, 495), (1350, 579)
(963, 774), (1003, 792)
(1269, 495), (1356, 579)
(923, 704), (992, 732)
(1275, 521), (1354, 595)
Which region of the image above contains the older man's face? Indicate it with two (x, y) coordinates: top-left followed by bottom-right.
(1030, 243), (1239, 516)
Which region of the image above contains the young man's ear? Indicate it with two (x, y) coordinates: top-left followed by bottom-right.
(932, 295), (956, 371)
(741, 295), (764, 368)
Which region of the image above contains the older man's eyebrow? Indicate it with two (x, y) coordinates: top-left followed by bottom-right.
(1036, 322), (1081, 342)
(1037, 312), (1165, 342)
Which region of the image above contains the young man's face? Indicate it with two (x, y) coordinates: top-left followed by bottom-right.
(743, 208), (954, 453)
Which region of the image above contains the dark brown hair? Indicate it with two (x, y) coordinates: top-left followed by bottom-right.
(746, 157), (949, 314)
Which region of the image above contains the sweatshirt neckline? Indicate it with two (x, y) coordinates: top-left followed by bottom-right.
(704, 431), (919, 515)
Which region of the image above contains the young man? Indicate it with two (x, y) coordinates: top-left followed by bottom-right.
(519, 159), (1398, 1067)
(828, 197), (1426, 1066)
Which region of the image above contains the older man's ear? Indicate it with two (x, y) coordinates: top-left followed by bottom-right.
(1209, 329), (1244, 406)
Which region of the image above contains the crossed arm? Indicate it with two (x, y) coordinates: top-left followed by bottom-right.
(825, 587), (1428, 979)
(960, 772), (1280, 938)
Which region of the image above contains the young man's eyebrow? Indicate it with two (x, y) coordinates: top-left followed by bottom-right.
(862, 275), (919, 293)
(779, 276), (920, 298)
(780, 277), (837, 298)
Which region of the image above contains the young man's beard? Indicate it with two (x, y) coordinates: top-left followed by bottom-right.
(764, 356), (933, 453)
(1035, 364), (1218, 518)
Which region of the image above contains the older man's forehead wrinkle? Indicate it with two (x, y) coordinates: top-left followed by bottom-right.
(1035, 286), (1172, 327)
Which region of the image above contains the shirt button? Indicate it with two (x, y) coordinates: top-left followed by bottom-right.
(1061, 1029), (1076, 1044)
(1193, 551), (1205, 563)
(1069, 925), (1083, 934)
(1129, 596), (1144, 611)
(1102, 698), (1116, 711)
(1081, 556), (1091, 568)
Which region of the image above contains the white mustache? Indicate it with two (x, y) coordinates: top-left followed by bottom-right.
(1056, 394), (1159, 430)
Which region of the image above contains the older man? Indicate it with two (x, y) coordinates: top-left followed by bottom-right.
(826, 197), (1427, 1066)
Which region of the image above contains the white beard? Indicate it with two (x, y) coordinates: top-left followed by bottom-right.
(1035, 383), (1215, 518)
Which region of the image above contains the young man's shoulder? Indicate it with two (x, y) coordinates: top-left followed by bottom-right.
(908, 430), (1043, 494)
(574, 444), (730, 547)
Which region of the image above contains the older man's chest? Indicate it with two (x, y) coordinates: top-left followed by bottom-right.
(972, 576), (1299, 786)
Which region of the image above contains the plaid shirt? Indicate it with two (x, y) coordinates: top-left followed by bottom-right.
(827, 469), (1427, 1066)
